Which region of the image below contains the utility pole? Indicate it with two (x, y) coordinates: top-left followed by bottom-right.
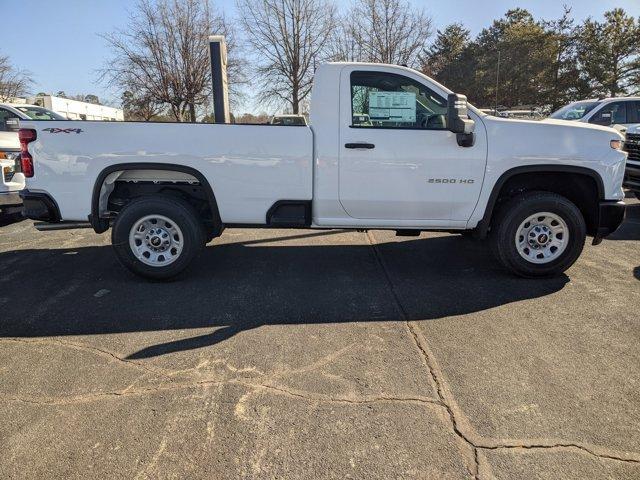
(494, 49), (501, 115)
(209, 35), (230, 124)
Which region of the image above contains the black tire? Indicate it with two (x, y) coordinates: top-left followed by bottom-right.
(489, 191), (586, 278)
(112, 196), (205, 280)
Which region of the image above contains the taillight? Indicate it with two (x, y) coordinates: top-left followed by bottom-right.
(19, 128), (37, 178)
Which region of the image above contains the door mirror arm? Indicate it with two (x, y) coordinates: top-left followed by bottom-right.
(456, 132), (475, 147)
(447, 93), (475, 147)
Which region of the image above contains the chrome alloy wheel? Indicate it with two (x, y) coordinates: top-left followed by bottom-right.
(515, 212), (569, 264)
(129, 214), (184, 267)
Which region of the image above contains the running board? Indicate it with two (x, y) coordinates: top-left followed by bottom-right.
(395, 229), (421, 237)
(34, 221), (93, 231)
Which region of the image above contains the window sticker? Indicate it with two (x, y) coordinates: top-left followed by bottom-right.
(369, 91), (416, 123)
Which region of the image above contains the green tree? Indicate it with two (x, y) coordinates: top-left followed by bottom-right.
(577, 8), (640, 97)
(84, 94), (100, 104)
(420, 24), (474, 95)
(473, 9), (557, 109)
(543, 6), (587, 110)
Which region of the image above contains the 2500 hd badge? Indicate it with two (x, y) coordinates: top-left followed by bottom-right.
(428, 178), (475, 184)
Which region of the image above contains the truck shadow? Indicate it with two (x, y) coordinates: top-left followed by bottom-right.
(0, 233), (568, 359)
(0, 213), (24, 228)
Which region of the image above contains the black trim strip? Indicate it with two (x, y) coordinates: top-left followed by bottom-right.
(19, 189), (61, 222)
(90, 163), (222, 234)
(265, 200), (312, 227)
(593, 200), (626, 244)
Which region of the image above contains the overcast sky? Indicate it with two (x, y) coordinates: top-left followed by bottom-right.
(2, 0), (639, 112)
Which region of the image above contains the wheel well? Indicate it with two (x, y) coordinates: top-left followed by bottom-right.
(91, 165), (222, 236)
(484, 171), (601, 236)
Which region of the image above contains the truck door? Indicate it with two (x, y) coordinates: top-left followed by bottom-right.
(338, 67), (486, 223)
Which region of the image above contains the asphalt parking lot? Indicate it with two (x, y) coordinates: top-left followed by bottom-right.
(0, 197), (638, 479)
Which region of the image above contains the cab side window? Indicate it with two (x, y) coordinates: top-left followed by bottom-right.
(350, 71), (448, 130)
(589, 102), (627, 126)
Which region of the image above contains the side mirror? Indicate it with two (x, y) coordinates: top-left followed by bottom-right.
(447, 93), (475, 147)
(5, 118), (20, 131)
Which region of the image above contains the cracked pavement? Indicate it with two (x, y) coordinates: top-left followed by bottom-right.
(0, 197), (638, 479)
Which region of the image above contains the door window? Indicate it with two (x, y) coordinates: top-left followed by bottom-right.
(350, 71), (447, 130)
(589, 102), (627, 125)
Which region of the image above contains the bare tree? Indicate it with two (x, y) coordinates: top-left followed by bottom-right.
(328, 22), (366, 62)
(0, 55), (33, 101)
(101, 0), (246, 122)
(237, 0), (337, 114)
(121, 90), (165, 121)
(339, 0), (433, 67)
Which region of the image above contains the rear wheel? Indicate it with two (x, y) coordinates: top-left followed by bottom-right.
(490, 191), (586, 277)
(112, 196), (205, 280)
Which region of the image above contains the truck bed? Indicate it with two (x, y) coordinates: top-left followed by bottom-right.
(22, 121), (313, 224)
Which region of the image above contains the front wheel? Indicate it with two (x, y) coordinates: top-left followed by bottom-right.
(490, 192), (586, 278)
(112, 196), (205, 280)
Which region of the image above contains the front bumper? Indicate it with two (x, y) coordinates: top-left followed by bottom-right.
(592, 200), (626, 245)
(19, 190), (61, 222)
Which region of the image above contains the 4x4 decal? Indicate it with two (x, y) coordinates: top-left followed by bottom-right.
(43, 128), (83, 134)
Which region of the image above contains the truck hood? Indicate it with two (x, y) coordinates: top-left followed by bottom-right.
(539, 117), (623, 137)
(481, 113), (625, 171)
(482, 115), (623, 141)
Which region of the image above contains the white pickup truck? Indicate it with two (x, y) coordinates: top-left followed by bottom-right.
(18, 62), (627, 279)
(0, 103), (66, 216)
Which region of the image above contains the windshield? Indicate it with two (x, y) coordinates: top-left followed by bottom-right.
(549, 101), (599, 121)
(16, 106), (66, 120)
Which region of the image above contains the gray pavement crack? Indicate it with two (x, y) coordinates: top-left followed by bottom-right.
(481, 442), (640, 465)
(1, 338), (172, 379)
(0, 379), (228, 406)
(0, 378), (443, 409)
(234, 381), (445, 407)
(364, 231), (640, 474)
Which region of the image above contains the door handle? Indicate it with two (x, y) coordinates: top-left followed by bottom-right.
(345, 143), (375, 149)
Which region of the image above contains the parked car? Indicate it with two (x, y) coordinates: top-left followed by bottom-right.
(18, 62), (626, 279)
(622, 124), (640, 199)
(549, 97), (640, 130)
(270, 114), (307, 126)
(0, 103), (66, 217)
